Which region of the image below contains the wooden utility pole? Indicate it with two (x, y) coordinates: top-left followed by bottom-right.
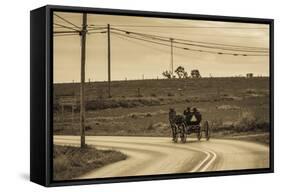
(170, 38), (174, 78)
(80, 13), (87, 148)
(71, 105), (74, 134)
(107, 24), (111, 98)
(61, 105), (64, 126)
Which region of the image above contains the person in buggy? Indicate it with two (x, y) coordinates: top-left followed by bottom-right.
(189, 107), (202, 125)
(183, 107), (192, 126)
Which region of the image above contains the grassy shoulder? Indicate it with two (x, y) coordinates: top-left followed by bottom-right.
(53, 145), (127, 181)
(216, 132), (270, 145)
(210, 119), (270, 145)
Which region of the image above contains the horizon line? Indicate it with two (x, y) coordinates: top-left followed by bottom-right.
(53, 76), (270, 84)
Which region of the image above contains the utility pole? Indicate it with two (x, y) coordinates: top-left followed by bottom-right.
(80, 13), (87, 148)
(107, 24), (111, 98)
(170, 38), (174, 78)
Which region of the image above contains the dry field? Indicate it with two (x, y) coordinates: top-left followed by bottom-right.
(53, 77), (270, 143)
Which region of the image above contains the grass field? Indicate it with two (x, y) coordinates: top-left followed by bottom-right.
(53, 77), (270, 142)
(53, 145), (127, 180)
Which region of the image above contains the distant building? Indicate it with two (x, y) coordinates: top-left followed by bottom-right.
(246, 73), (253, 78)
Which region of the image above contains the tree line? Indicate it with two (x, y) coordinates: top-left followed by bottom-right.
(162, 66), (201, 79)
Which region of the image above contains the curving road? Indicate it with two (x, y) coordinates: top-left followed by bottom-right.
(54, 136), (269, 179)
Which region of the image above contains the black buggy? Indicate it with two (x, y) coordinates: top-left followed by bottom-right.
(170, 114), (211, 143)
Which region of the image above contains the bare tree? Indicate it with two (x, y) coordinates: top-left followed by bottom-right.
(162, 70), (172, 79)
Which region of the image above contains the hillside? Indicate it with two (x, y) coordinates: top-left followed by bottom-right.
(53, 77), (270, 139)
(54, 77), (269, 99)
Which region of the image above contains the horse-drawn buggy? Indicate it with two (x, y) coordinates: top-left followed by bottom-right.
(169, 108), (211, 143)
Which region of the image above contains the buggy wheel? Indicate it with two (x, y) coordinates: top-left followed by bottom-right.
(204, 121), (210, 141)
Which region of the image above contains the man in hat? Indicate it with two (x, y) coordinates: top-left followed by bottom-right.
(190, 107), (202, 125)
(184, 107), (192, 126)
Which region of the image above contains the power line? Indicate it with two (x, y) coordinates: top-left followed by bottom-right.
(87, 26), (107, 30)
(54, 30), (79, 34)
(106, 24), (268, 30)
(54, 13), (81, 30)
(113, 32), (191, 58)
(54, 23), (80, 32)
(166, 36), (268, 50)
(53, 29), (106, 36)
(55, 21), (268, 50)
(90, 25), (269, 43)
(172, 39), (268, 53)
(111, 31), (268, 57)
(54, 33), (79, 37)
(87, 31), (107, 35)
(112, 33), (173, 53)
(112, 31), (172, 47)
(111, 28), (268, 51)
(54, 17), (268, 50)
(111, 28), (268, 53)
(52, 20), (269, 56)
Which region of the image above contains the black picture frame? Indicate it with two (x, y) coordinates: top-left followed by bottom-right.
(30, 5), (274, 187)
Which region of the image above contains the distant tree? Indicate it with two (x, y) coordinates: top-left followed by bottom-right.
(162, 70), (172, 79)
(191, 69), (201, 78)
(175, 66), (186, 79)
(183, 71), (188, 79)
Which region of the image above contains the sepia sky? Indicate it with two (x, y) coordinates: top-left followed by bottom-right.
(53, 12), (270, 83)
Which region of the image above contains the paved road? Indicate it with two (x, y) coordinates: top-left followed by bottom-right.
(54, 136), (269, 179)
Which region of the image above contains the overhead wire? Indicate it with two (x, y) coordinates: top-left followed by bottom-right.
(52, 16), (269, 57)
(54, 33), (80, 37)
(111, 31), (268, 56)
(54, 13), (81, 30)
(107, 24), (268, 30)
(112, 31), (195, 58)
(111, 28), (268, 53)
(53, 23), (80, 32)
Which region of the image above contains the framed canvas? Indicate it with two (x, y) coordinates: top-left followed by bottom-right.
(30, 5), (274, 187)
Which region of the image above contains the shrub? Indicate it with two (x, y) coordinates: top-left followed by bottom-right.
(147, 122), (154, 130)
(235, 111), (269, 132)
(146, 113), (152, 117)
(167, 92), (174, 97)
(131, 114), (137, 119)
(245, 89), (257, 94)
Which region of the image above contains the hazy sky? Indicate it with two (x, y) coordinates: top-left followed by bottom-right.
(53, 12), (270, 83)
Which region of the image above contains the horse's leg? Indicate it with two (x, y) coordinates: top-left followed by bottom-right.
(171, 124), (177, 141)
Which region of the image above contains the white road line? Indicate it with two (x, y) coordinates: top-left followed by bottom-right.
(54, 137), (218, 173)
(185, 146), (217, 172)
(190, 150), (211, 172)
(200, 149), (217, 172)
